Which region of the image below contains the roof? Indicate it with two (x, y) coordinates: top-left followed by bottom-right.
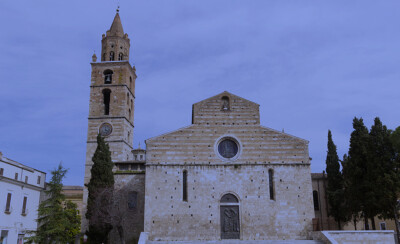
(108, 12), (124, 37)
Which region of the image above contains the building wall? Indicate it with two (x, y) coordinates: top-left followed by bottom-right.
(144, 92), (315, 241)
(109, 173), (145, 244)
(0, 154), (45, 244)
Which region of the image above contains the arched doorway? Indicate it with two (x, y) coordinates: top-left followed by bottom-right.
(220, 193), (240, 239)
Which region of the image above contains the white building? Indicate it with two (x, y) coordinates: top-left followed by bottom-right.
(0, 152), (46, 244)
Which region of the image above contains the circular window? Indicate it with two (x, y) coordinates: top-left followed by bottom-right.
(218, 138), (239, 159)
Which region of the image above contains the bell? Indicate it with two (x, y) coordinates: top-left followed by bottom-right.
(106, 75), (111, 83)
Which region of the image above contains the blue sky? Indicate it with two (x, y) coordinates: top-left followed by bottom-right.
(0, 1), (399, 185)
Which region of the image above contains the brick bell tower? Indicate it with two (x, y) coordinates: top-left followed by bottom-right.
(82, 9), (137, 231)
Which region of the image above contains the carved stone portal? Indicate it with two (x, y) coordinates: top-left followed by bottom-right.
(220, 205), (240, 239)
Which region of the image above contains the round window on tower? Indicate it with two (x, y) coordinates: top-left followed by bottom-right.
(215, 136), (241, 161)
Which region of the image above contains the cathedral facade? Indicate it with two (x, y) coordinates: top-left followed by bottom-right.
(83, 12), (315, 243)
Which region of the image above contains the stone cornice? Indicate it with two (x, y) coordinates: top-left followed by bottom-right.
(90, 84), (135, 98)
(86, 139), (133, 149)
(0, 176), (45, 191)
(87, 116), (134, 127)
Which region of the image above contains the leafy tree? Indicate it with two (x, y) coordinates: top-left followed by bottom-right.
(25, 164), (81, 244)
(343, 117), (370, 229)
(325, 130), (348, 229)
(86, 134), (115, 243)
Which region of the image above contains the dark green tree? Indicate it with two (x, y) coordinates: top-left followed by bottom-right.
(366, 117), (395, 229)
(343, 117), (371, 229)
(86, 134), (115, 243)
(325, 130), (348, 229)
(25, 164), (81, 244)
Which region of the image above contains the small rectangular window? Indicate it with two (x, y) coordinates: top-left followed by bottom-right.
(380, 222), (386, 230)
(5, 193), (12, 213)
(25, 176), (28, 183)
(268, 169), (274, 200)
(37, 176), (41, 184)
(119, 164), (129, 171)
(22, 196), (27, 215)
(183, 170), (188, 201)
(15, 173), (18, 180)
(0, 168), (3, 176)
(128, 191), (138, 211)
(313, 191), (320, 210)
(140, 155), (143, 160)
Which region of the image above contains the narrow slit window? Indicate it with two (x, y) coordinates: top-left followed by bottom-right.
(15, 173), (18, 180)
(0, 168), (3, 176)
(22, 197), (27, 215)
(5, 193), (11, 213)
(129, 109), (131, 120)
(118, 53), (123, 61)
(37, 176), (41, 184)
(109, 51), (115, 61)
(313, 190), (319, 210)
(103, 89), (111, 115)
(183, 170), (188, 201)
(268, 169), (274, 200)
(127, 93), (129, 104)
(25, 176), (28, 183)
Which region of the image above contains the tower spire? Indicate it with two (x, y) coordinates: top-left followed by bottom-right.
(108, 11), (124, 37)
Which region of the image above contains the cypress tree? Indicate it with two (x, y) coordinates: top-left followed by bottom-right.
(325, 130), (348, 229)
(366, 117), (393, 229)
(86, 134), (115, 243)
(343, 117), (370, 229)
(25, 164), (81, 244)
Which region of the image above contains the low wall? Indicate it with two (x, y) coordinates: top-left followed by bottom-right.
(317, 230), (395, 244)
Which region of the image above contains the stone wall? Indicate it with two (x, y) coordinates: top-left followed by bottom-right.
(144, 92), (315, 241)
(109, 173), (145, 244)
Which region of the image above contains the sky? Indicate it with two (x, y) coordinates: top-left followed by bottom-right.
(0, 1), (399, 186)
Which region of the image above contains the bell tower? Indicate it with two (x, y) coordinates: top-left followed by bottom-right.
(82, 10), (137, 231)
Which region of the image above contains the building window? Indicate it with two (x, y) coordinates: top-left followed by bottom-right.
(22, 196), (27, 215)
(380, 222), (386, 230)
(127, 93), (129, 104)
(109, 51), (115, 61)
(118, 53), (123, 61)
(15, 173), (18, 180)
(268, 169), (274, 200)
(37, 176), (41, 184)
(140, 155), (143, 160)
(313, 190), (319, 210)
(221, 96), (230, 111)
(128, 191), (138, 211)
(104, 69), (113, 84)
(119, 164), (129, 171)
(130, 76), (132, 89)
(0, 168), (3, 176)
(5, 193), (12, 213)
(1, 231), (9, 243)
(25, 176), (28, 183)
(129, 109), (131, 120)
(134, 155), (137, 161)
(103, 89), (111, 115)
(183, 170), (188, 201)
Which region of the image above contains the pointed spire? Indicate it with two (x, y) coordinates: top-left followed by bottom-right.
(109, 10), (124, 37)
